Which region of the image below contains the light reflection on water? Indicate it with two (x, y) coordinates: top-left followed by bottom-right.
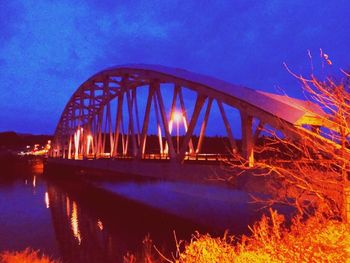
(97, 219), (104, 231)
(66, 196), (70, 217)
(33, 175), (36, 188)
(0, 173), (58, 257)
(71, 201), (82, 245)
(0, 159), (283, 262)
(45, 191), (50, 208)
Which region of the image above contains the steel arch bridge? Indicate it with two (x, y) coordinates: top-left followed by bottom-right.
(50, 64), (326, 165)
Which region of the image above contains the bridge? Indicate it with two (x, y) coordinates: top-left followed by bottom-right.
(49, 64), (326, 171)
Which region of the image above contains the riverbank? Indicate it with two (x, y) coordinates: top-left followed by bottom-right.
(177, 211), (350, 262)
(3, 211), (349, 263)
(0, 154), (44, 180)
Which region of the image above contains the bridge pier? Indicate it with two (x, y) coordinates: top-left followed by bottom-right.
(241, 112), (254, 167)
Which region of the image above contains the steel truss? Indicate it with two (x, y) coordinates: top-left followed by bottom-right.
(51, 65), (325, 166)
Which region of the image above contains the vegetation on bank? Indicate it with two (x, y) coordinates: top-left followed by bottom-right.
(0, 248), (58, 263)
(3, 211), (349, 262)
(118, 209), (349, 262)
(177, 210), (350, 263)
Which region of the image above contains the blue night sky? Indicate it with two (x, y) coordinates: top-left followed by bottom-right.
(0, 0), (349, 134)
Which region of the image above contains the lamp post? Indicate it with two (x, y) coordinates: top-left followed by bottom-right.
(173, 112), (182, 154)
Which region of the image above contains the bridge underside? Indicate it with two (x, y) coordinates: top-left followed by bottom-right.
(51, 64), (327, 166)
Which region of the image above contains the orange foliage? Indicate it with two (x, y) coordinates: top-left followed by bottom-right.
(179, 210), (350, 263)
(0, 248), (58, 263)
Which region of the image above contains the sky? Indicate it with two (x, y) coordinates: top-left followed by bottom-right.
(0, 0), (349, 135)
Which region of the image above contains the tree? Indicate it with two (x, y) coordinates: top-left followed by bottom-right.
(230, 67), (350, 221)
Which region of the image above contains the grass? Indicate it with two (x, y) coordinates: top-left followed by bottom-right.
(0, 248), (58, 263)
(178, 209), (350, 263)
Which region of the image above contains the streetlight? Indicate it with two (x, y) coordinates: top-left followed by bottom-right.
(173, 112), (182, 154)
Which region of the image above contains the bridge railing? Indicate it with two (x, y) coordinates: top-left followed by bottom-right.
(57, 152), (236, 163)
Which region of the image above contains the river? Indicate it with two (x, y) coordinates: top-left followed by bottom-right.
(0, 157), (290, 262)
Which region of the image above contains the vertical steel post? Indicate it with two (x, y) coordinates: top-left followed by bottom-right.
(241, 112), (254, 167)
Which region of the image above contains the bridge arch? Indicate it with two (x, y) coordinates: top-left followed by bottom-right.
(51, 64), (324, 165)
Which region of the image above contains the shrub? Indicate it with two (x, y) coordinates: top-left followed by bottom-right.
(0, 248), (58, 263)
(179, 210), (350, 262)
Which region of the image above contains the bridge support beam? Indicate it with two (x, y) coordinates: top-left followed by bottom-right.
(139, 85), (155, 158)
(217, 100), (237, 153)
(155, 82), (176, 159)
(126, 88), (138, 157)
(178, 94), (206, 163)
(253, 120), (264, 145)
(241, 112), (254, 167)
(196, 97), (213, 153)
(178, 87), (195, 154)
(112, 90), (124, 157)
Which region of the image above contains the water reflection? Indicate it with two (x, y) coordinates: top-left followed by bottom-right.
(46, 179), (213, 262)
(45, 191), (50, 208)
(0, 168), (58, 257)
(71, 201), (82, 245)
(1, 158), (293, 262)
(33, 175), (36, 188)
(98, 181), (258, 233)
(97, 219), (104, 231)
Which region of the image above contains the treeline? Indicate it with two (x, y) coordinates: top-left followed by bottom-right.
(0, 131), (52, 149)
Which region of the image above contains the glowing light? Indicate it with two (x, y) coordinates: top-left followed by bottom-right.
(158, 125), (163, 154)
(172, 111), (183, 154)
(68, 137), (72, 159)
(97, 219), (104, 231)
(173, 112), (182, 123)
(44, 192), (50, 208)
(168, 120), (173, 133)
(45, 140), (51, 151)
(71, 201), (82, 244)
(74, 129), (81, 160)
